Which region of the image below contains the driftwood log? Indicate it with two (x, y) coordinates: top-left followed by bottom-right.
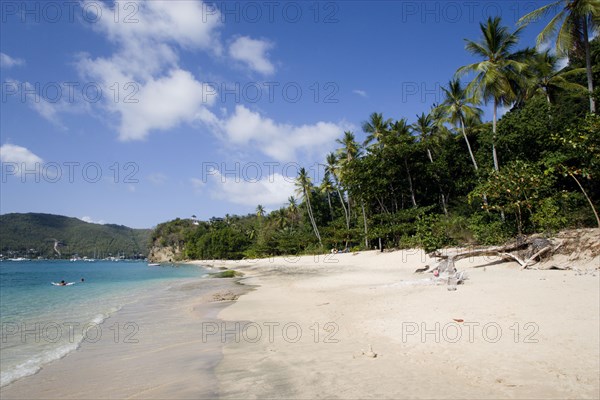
(427, 237), (557, 273)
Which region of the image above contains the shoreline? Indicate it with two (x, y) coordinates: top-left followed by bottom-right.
(2, 249), (598, 399)
(0, 275), (249, 399)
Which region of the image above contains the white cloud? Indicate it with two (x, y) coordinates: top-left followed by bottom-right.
(0, 53), (24, 68)
(115, 69), (215, 141)
(80, 216), (106, 225)
(147, 173), (167, 185)
(228, 36), (275, 75)
(353, 89), (368, 97)
(204, 105), (349, 162)
(76, 0), (222, 140)
(190, 177), (205, 193)
(204, 171), (294, 207)
(0, 144), (43, 178)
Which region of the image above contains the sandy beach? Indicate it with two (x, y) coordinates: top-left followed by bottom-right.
(199, 247), (599, 399)
(2, 244), (598, 399)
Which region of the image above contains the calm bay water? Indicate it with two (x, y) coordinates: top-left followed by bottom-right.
(0, 260), (208, 387)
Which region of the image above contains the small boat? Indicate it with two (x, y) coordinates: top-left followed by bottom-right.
(148, 263), (161, 267)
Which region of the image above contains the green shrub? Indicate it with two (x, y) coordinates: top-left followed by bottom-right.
(468, 213), (513, 245)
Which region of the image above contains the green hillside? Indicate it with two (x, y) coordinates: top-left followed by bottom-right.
(0, 213), (151, 259)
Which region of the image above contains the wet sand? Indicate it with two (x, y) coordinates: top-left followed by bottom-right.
(0, 277), (248, 399)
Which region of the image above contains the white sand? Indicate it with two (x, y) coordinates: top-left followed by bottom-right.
(197, 249), (600, 399)
(3, 247), (598, 399)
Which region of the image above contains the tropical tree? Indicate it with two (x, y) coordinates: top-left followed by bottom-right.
(362, 112), (392, 148)
(518, 0), (600, 113)
(520, 49), (587, 104)
(319, 172), (335, 218)
(325, 152), (350, 229)
(295, 168), (322, 246)
(457, 16), (526, 171)
(438, 79), (483, 170)
(389, 118), (418, 208)
(412, 111), (449, 214)
(255, 205), (265, 218)
(287, 196), (300, 226)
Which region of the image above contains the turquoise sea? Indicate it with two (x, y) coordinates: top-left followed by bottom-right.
(0, 260), (208, 387)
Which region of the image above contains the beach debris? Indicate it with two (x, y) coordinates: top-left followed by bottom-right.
(316, 302), (330, 306)
(453, 319), (464, 323)
(414, 265), (430, 273)
(427, 236), (560, 272)
(361, 344), (377, 358)
(211, 291), (239, 302)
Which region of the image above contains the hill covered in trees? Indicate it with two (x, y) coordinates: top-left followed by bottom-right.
(0, 213), (151, 259)
(153, 8), (600, 261)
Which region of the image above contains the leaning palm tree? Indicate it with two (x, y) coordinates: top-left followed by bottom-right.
(457, 16), (527, 171)
(437, 79), (483, 171)
(295, 168), (322, 246)
(362, 112), (392, 148)
(319, 172), (335, 218)
(518, 0), (600, 113)
(325, 152), (350, 229)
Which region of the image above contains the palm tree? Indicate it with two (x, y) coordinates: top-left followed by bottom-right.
(362, 112), (392, 148)
(438, 79), (483, 171)
(287, 196), (300, 226)
(255, 205), (265, 218)
(411, 111), (449, 215)
(389, 119), (418, 208)
(325, 152), (350, 230)
(336, 131), (362, 217)
(522, 49), (588, 105)
(295, 168), (322, 246)
(457, 16), (526, 171)
(518, 0), (599, 113)
(319, 172), (335, 218)
(412, 112), (435, 162)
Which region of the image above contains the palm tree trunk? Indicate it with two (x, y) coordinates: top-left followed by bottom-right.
(583, 17), (596, 114)
(492, 98), (499, 171)
(426, 148), (433, 163)
(460, 117), (479, 170)
(569, 172), (600, 229)
(404, 158), (417, 208)
(336, 188), (350, 229)
(427, 147), (448, 215)
(361, 200), (369, 248)
(304, 189), (322, 246)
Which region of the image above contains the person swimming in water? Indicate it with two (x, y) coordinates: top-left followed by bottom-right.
(59, 280), (66, 286)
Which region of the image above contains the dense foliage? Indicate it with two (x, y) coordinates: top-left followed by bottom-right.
(0, 213), (151, 259)
(153, 9), (599, 259)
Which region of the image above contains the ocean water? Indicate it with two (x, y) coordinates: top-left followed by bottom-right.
(0, 260), (208, 387)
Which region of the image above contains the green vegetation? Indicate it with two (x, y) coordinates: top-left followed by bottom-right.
(0, 213), (151, 259)
(211, 270), (243, 278)
(151, 9), (599, 260)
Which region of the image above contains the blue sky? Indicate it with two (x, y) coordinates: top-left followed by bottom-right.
(1, 1), (558, 228)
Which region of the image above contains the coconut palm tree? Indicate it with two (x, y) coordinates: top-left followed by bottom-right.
(295, 168), (322, 246)
(518, 0), (599, 113)
(389, 119), (418, 208)
(438, 79), (483, 171)
(362, 112), (392, 148)
(457, 16), (527, 171)
(287, 196), (300, 226)
(325, 152), (350, 229)
(411, 111), (449, 214)
(521, 48), (588, 104)
(319, 172), (335, 218)
(255, 205), (265, 218)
